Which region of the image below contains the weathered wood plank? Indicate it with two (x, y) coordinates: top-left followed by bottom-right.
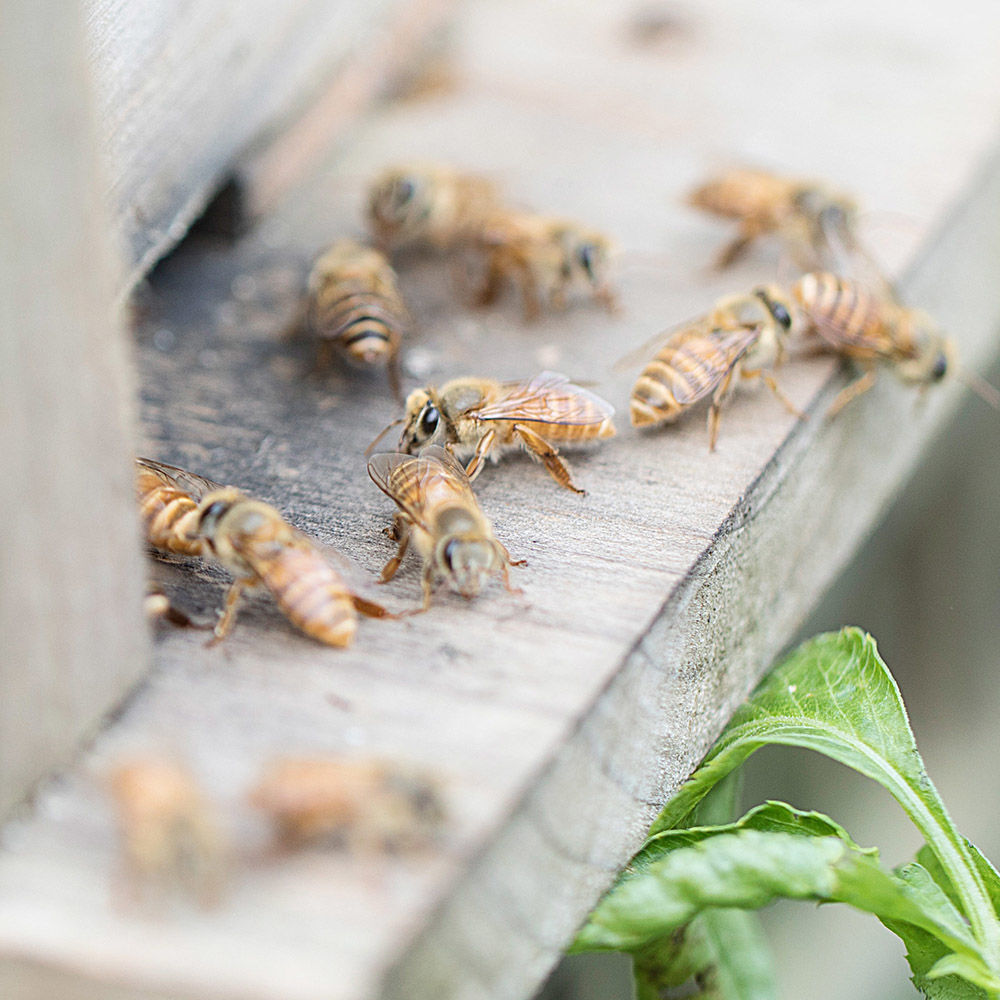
(3, 1), (1000, 999)
(0, 2), (148, 816)
(84, 0), (456, 286)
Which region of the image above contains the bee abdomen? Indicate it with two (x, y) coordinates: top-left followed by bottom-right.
(261, 548), (357, 648)
(136, 476), (204, 557)
(793, 272), (882, 351)
(629, 339), (730, 427)
(312, 290), (404, 368)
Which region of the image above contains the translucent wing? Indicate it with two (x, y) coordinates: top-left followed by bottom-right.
(613, 314), (715, 372)
(796, 279), (896, 359)
(471, 371), (614, 425)
(135, 457), (227, 500)
(368, 446), (475, 532)
(650, 325), (761, 406)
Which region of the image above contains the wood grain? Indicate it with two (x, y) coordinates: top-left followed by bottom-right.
(0, 2), (148, 816)
(3, 1), (1000, 998)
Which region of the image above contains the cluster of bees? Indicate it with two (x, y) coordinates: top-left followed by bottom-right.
(120, 162), (996, 903)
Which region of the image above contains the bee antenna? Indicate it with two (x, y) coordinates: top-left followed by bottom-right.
(959, 368), (1000, 410)
(364, 417), (405, 457)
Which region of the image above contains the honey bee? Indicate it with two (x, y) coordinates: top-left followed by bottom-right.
(135, 457), (208, 558)
(367, 163), (502, 251)
(791, 272), (958, 414)
(109, 758), (226, 906)
(305, 239), (409, 399)
(249, 756), (445, 851)
(136, 459), (388, 647)
(367, 445), (525, 609)
(377, 371), (615, 494)
(627, 286), (802, 449)
(475, 211), (619, 319)
(688, 168), (859, 271)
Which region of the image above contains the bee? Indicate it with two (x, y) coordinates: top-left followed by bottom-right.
(136, 459), (388, 647)
(109, 758), (226, 906)
(367, 163), (502, 252)
(627, 286), (802, 449)
(135, 457), (208, 558)
(378, 371), (615, 494)
(367, 445), (525, 609)
(791, 272), (959, 414)
(688, 168), (858, 271)
(249, 756), (445, 852)
(475, 211), (619, 319)
(304, 239), (409, 399)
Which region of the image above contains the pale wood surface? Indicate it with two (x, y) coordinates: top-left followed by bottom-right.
(0, 4), (148, 816)
(4, 2), (1000, 999)
(84, 0), (455, 287)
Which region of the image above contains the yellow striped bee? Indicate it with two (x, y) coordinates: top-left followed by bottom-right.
(136, 458), (209, 558)
(688, 168), (858, 271)
(109, 758), (227, 907)
(249, 756), (444, 852)
(791, 272), (961, 414)
(367, 163), (502, 252)
(136, 459), (387, 647)
(305, 239), (409, 399)
(626, 286), (802, 449)
(367, 445), (525, 609)
(475, 211), (619, 319)
(374, 371), (615, 494)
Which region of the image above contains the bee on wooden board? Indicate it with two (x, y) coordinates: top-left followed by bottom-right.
(136, 459), (388, 647)
(371, 371), (616, 494)
(367, 163), (502, 252)
(790, 272), (1000, 415)
(304, 239), (410, 399)
(688, 167), (859, 272)
(626, 286), (802, 450)
(474, 211), (619, 320)
(367, 445), (525, 609)
(249, 756), (445, 852)
(109, 758), (227, 907)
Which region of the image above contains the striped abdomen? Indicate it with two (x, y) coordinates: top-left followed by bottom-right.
(630, 328), (751, 427)
(792, 273), (906, 360)
(312, 285), (404, 369)
(135, 470), (205, 557)
(252, 542), (357, 648)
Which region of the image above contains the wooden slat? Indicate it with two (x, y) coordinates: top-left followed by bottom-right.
(0, 3), (147, 815)
(84, 0), (457, 288)
(3, 1), (1000, 998)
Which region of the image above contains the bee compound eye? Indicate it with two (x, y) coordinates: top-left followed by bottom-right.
(419, 405), (440, 437)
(578, 243), (595, 275)
(442, 538), (457, 569)
(932, 352), (948, 380)
(394, 178), (416, 206)
(200, 499), (228, 525)
(772, 302), (792, 330)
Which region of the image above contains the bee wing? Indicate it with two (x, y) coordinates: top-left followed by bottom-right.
(797, 282), (894, 357)
(368, 447), (475, 531)
(613, 315), (715, 372)
(135, 458), (227, 500)
(471, 371), (615, 425)
(663, 325), (762, 406)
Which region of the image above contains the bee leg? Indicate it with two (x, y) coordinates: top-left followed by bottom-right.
(207, 577), (253, 645)
(828, 367), (878, 417)
(378, 522), (411, 584)
(351, 595), (392, 619)
(499, 563), (524, 597)
(496, 540), (528, 574)
(746, 369), (806, 420)
(464, 428), (496, 483)
(387, 353), (404, 404)
(707, 369), (737, 452)
(715, 219), (765, 270)
(420, 566), (436, 611)
(595, 283), (621, 315)
(474, 250), (505, 307)
(512, 424), (585, 494)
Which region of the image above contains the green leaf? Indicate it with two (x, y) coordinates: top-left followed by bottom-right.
(887, 860), (996, 998)
(633, 910), (777, 1000)
(646, 628), (1000, 966)
(575, 823), (980, 965)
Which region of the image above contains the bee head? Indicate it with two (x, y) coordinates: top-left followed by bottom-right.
(368, 168), (430, 247)
(900, 319), (954, 386)
(753, 286), (795, 333)
(193, 489), (244, 548)
(400, 388), (444, 452)
(438, 536), (497, 599)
